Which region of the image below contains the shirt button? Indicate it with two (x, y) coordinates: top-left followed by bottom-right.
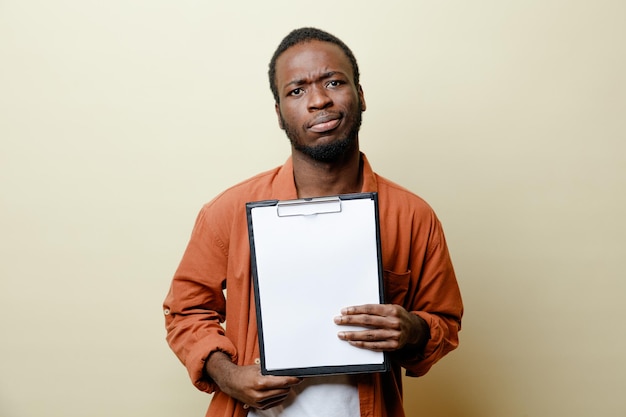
(254, 358), (261, 365)
(163, 309), (170, 315)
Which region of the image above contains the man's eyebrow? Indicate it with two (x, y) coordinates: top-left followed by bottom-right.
(283, 71), (345, 89)
(285, 78), (307, 89)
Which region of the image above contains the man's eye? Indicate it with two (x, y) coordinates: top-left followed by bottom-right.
(327, 80), (343, 88)
(289, 88), (304, 96)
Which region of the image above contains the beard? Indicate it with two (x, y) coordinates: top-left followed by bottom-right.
(280, 105), (363, 163)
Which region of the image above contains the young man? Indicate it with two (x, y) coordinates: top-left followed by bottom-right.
(164, 27), (463, 417)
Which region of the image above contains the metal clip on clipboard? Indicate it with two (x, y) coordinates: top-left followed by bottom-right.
(276, 196), (342, 217)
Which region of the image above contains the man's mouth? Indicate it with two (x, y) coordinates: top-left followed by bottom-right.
(308, 114), (341, 133)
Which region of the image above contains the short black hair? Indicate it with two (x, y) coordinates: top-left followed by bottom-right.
(268, 27), (360, 104)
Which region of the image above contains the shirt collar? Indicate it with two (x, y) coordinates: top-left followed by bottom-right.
(273, 152), (379, 198)
(359, 153), (379, 193)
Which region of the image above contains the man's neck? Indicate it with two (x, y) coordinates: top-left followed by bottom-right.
(292, 149), (363, 198)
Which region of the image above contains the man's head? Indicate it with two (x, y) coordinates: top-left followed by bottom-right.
(269, 28), (365, 163)
(268, 27), (360, 105)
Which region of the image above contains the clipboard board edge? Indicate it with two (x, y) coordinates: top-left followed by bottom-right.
(261, 358), (389, 377)
(246, 200), (277, 373)
(246, 192), (388, 377)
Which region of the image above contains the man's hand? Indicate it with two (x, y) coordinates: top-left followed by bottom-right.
(205, 351), (302, 410)
(334, 304), (429, 352)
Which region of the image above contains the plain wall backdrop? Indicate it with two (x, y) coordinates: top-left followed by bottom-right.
(1, 1), (625, 416)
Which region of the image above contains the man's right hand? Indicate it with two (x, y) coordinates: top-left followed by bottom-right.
(205, 351), (302, 410)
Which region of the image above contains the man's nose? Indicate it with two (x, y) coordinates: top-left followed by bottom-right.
(307, 85), (332, 110)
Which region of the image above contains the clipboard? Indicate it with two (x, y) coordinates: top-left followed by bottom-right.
(246, 192), (388, 377)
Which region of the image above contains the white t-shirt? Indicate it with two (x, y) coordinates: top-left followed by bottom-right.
(247, 374), (359, 417)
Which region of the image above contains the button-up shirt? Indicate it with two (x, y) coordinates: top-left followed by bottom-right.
(164, 153), (463, 417)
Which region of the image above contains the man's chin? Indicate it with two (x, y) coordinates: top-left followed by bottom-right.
(292, 136), (356, 163)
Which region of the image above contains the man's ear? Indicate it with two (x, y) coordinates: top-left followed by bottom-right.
(358, 85), (367, 112)
(275, 103), (284, 130)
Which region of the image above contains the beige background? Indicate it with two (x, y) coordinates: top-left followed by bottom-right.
(1, 1), (625, 416)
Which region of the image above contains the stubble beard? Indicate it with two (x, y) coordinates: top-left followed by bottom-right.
(281, 105), (363, 163)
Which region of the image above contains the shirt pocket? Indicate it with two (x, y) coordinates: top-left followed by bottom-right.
(383, 269), (411, 305)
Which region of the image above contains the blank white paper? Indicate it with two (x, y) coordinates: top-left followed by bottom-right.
(249, 196), (385, 374)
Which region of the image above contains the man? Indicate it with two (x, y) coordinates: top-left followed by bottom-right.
(164, 27), (463, 417)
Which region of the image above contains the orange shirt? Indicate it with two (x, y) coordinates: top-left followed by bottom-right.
(164, 154), (463, 417)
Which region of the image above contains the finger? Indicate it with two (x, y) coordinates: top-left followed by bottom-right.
(338, 328), (397, 342)
(250, 388), (293, 410)
(261, 375), (303, 389)
(345, 338), (398, 352)
(252, 374), (302, 391)
(342, 304), (405, 321)
(334, 313), (398, 328)
(341, 304), (385, 315)
(338, 329), (403, 351)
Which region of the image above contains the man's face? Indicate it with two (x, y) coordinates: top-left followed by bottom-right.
(274, 40), (366, 163)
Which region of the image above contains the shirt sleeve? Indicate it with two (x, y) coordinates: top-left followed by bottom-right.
(395, 215), (463, 377)
(163, 204), (239, 393)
